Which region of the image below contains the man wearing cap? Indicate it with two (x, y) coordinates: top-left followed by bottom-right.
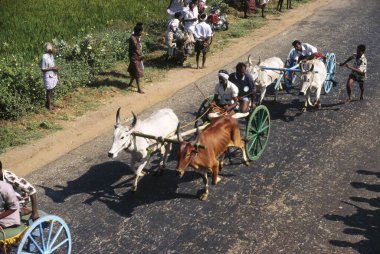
(194, 13), (213, 69)
(127, 22), (145, 94)
(211, 70), (239, 113)
(41, 42), (59, 111)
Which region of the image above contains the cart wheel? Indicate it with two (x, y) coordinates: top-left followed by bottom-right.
(17, 215), (71, 254)
(245, 105), (270, 161)
(323, 53), (336, 94)
(194, 95), (214, 127)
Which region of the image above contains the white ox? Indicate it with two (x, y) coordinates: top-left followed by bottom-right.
(108, 108), (179, 191)
(298, 59), (327, 112)
(247, 55), (284, 104)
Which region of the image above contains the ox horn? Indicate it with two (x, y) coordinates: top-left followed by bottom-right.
(131, 111), (137, 127)
(194, 125), (200, 145)
(116, 107), (121, 126)
(248, 54), (253, 66)
(176, 123), (184, 142)
(257, 56), (261, 65)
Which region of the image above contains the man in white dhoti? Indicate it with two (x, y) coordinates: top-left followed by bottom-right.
(41, 43), (59, 111)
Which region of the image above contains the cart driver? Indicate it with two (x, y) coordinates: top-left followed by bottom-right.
(211, 70), (239, 113)
(292, 40), (325, 64)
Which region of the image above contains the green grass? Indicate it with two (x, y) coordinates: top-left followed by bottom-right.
(0, 0), (168, 60)
(0, 121), (62, 153)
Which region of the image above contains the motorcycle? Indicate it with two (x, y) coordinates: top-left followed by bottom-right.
(207, 4), (229, 31)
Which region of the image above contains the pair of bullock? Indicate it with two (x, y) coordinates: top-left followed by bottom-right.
(247, 55), (327, 112)
(108, 108), (248, 200)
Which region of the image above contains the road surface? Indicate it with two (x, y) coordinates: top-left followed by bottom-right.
(26, 0), (380, 253)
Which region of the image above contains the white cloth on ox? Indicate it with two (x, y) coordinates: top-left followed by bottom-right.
(41, 53), (58, 90)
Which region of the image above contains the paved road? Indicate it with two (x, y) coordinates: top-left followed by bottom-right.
(27, 0), (380, 253)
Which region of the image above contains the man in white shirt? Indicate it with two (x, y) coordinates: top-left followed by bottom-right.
(291, 40), (324, 63)
(194, 13), (213, 69)
(182, 0), (198, 34)
(212, 70), (239, 112)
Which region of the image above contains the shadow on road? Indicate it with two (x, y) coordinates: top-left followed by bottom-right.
(324, 169), (380, 253)
(39, 160), (199, 217)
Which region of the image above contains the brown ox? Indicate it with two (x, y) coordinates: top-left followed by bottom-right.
(176, 115), (249, 200)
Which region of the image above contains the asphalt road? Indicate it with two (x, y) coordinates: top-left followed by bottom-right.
(26, 0), (380, 253)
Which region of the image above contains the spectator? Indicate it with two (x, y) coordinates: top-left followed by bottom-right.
(287, 0), (292, 9)
(0, 180), (20, 229)
(194, 13), (213, 69)
(340, 44), (367, 103)
(258, 0), (269, 18)
(165, 12), (183, 60)
(243, 0), (256, 18)
(277, 0), (292, 11)
(182, 0), (199, 34)
(167, 0), (185, 17)
(41, 42), (59, 111)
(198, 0), (207, 14)
(228, 62), (256, 113)
(0, 161), (39, 221)
(127, 23), (145, 94)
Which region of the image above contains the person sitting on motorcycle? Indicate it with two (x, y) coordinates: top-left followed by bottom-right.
(194, 13), (213, 69)
(165, 12), (183, 60)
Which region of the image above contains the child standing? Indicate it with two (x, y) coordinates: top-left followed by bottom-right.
(340, 44), (367, 103)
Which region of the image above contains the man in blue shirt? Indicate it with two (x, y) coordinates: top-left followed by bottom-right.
(228, 62), (256, 113)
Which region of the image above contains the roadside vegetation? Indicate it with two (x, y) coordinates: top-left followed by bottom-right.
(0, 0), (309, 153)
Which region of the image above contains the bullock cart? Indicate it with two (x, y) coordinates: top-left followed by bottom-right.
(275, 49), (337, 94)
(0, 211), (71, 254)
(195, 97), (270, 161)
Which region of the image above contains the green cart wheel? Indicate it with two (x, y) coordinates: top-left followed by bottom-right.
(194, 95), (214, 127)
(245, 105), (270, 161)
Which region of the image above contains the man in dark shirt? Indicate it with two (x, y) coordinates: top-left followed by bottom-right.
(228, 62), (256, 113)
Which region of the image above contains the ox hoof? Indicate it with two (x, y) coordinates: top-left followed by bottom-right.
(132, 186), (138, 192)
(199, 191), (209, 201)
(212, 176), (222, 185)
(244, 160), (250, 166)
(301, 107), (307, 112)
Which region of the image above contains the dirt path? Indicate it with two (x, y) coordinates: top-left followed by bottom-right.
(1, 0), (331, 176)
